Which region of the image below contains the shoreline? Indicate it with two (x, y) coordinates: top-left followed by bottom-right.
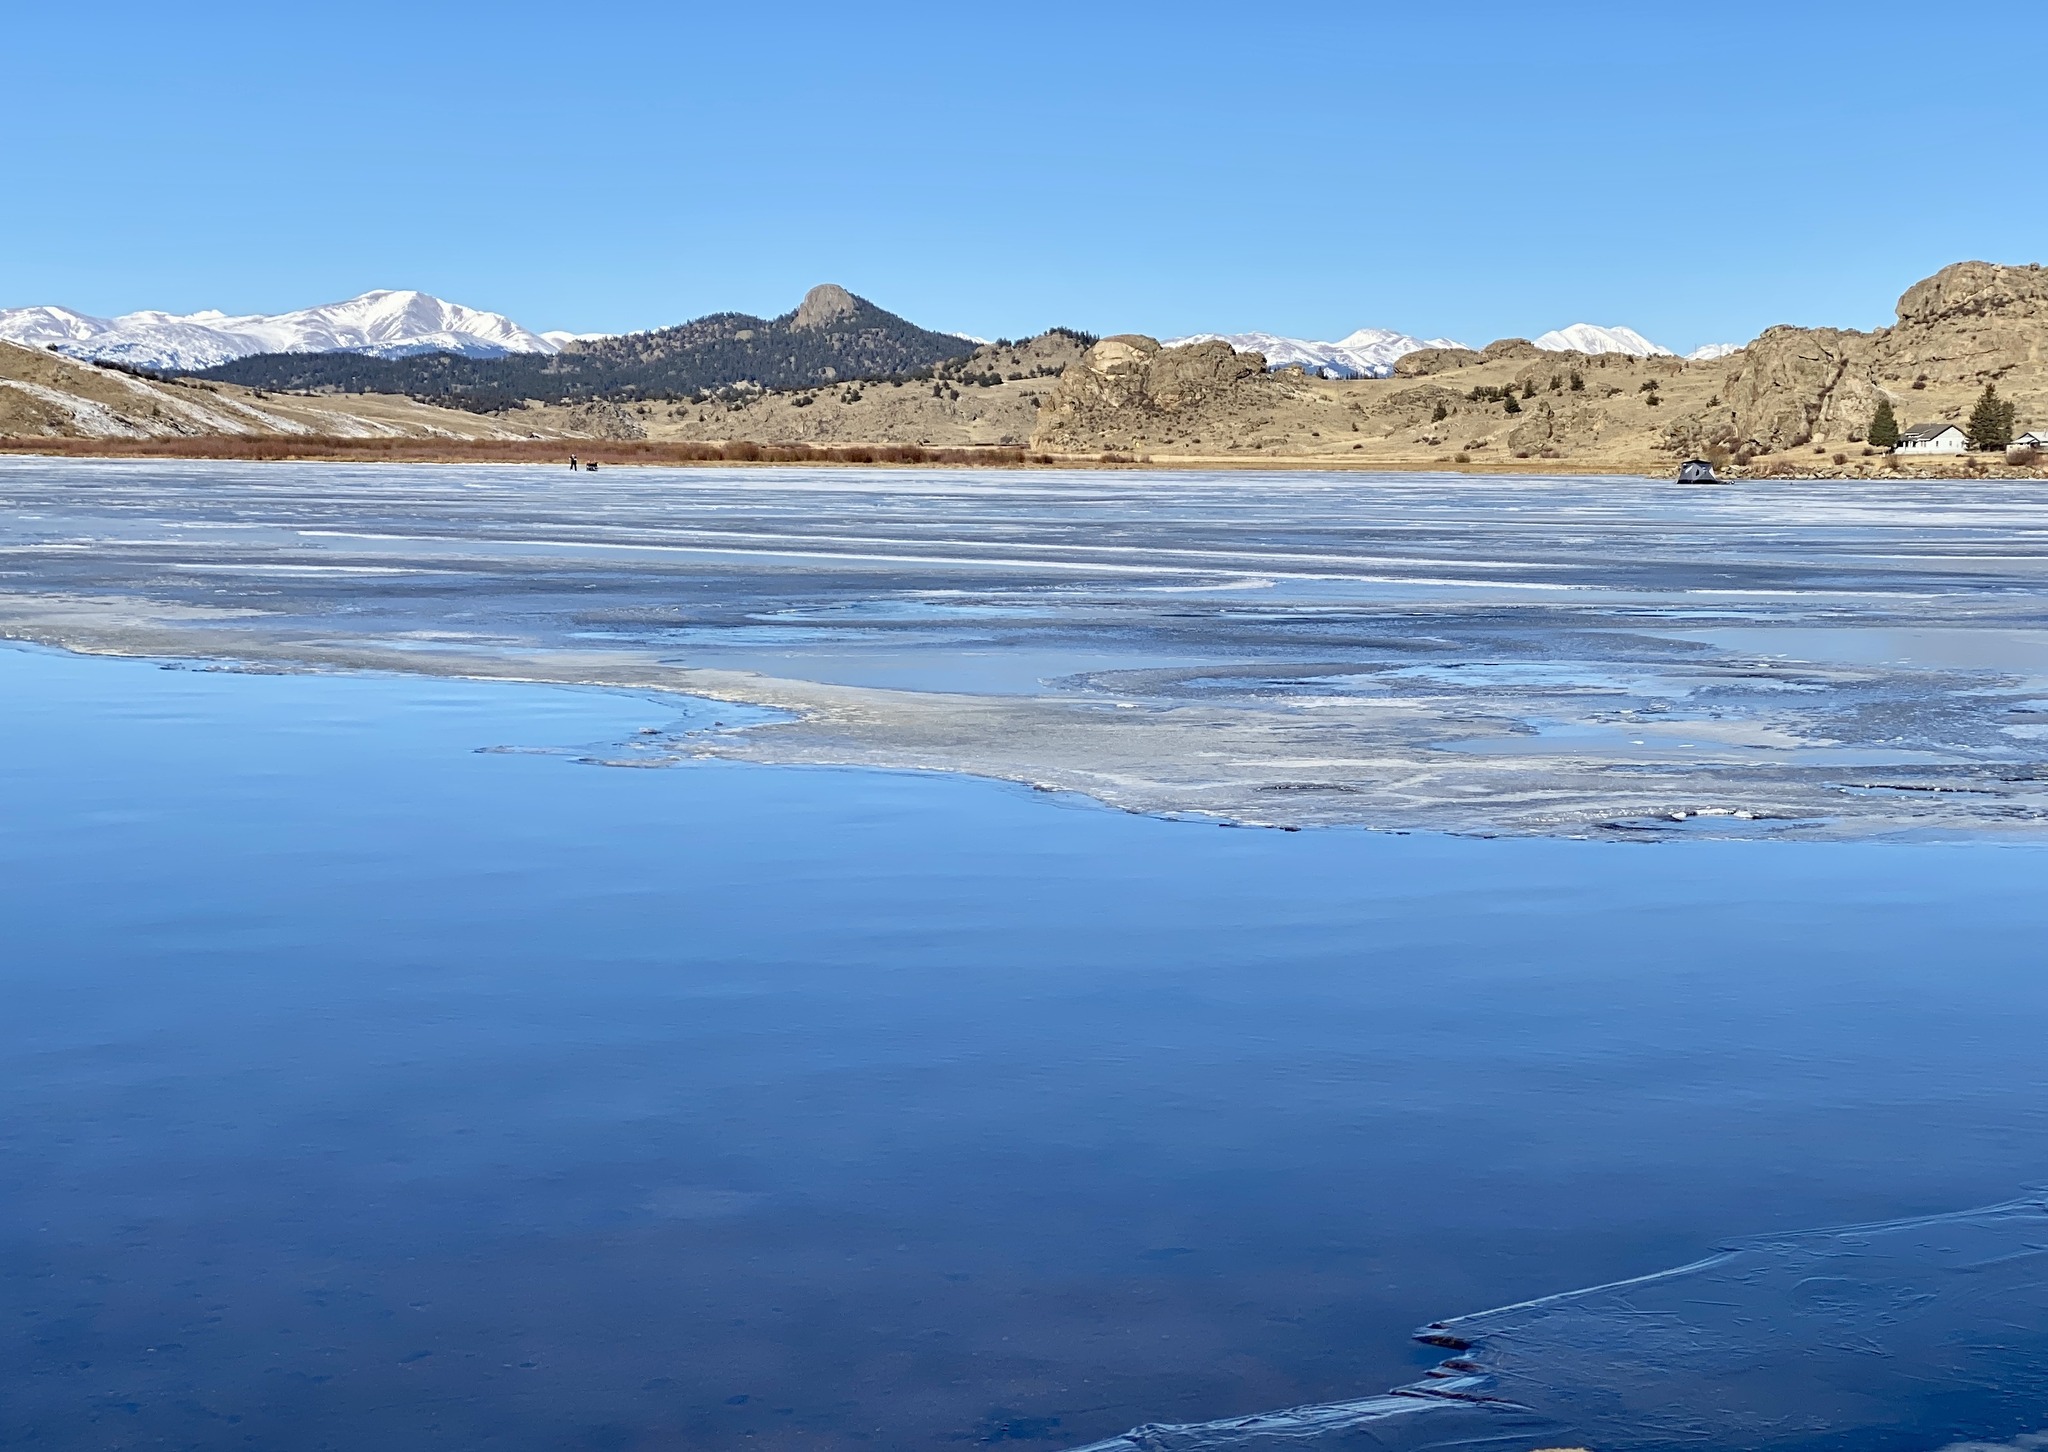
(4, 433), (2044, 481)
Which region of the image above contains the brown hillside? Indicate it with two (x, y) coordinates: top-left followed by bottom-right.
(1031, 262), (2048, 476)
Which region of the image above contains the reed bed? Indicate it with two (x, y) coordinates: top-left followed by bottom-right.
(0, 435), (1039, 467)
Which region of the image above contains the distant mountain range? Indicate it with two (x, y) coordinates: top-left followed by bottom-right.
(0, 291), (557, 371)
(1534, 323), (1672, 357)
(1534, 323), (1742, 361)
(1170, 322), (1743, 376)
(0, 280), (1747, 409)
(1163, 328), (1468, 379)
(186, 285), (983, 410)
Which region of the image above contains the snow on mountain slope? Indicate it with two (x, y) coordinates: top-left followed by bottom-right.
(1686, 341), (1744, 361)
(1164, 326), (1467, 379)
(0, 338), (536, 440)
(1534, 323), (1675, 357)
(0, 291), (559, 371)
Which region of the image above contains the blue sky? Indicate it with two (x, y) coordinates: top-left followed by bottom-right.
(13, 1), (2045, 352)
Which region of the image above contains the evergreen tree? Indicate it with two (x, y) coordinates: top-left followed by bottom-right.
(1503, 393), (1522, 415)
(1967, 384), (2016, 451)
(1868, 398), (1899, 450)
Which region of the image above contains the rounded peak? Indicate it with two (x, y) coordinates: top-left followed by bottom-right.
(791, 284), (860, 330)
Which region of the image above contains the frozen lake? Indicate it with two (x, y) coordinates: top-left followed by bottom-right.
(10, 459), (2048, 837)
(2, 654), (2047, 1450)
(7, 461), (2048, 1449)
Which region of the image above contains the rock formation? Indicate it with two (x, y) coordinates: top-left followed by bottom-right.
(1029, 262), (2048, 471)
(790, 283), (861, 331)
(1033, 336), (1308, 454)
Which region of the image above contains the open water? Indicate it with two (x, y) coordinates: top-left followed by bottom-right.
(7, 643), (2048, 1450)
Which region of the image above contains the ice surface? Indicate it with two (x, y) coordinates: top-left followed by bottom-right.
(1078, 1197), (2048, 1452)
(9, 460), (2048, 838)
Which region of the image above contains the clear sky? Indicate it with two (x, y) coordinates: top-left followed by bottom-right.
(13, 0), (2045, 353)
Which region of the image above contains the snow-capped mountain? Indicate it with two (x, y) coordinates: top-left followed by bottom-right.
(1164, 327), (1468, 379)
(1533, 323), (1675, 358)
(0, 290), (560, 371)
(1686, 341), (1744, 361)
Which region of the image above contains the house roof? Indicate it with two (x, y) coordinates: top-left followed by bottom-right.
(1899, 423), (1964, 441)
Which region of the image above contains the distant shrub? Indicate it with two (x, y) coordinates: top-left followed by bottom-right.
(1832, 453), (1847, 465)
(1503, 394), (1522, 414)
(2009, 445), (2043, 467)
(1431, 403), (1448, 422)
(1569, 371), (1584, 392)
(1453, 451), (1472, 463)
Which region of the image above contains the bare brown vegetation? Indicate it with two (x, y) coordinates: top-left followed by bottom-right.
(0, 435), (1031, 468)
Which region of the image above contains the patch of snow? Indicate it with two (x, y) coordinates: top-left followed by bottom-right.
(0, 378), (150, 437)
(0, 290), (561, 371)
(1163, 327), (1468, 379)
(1687, 342), (1744, 361)
(1534, 323), (1675, 357)
(540, 330), (611, 347)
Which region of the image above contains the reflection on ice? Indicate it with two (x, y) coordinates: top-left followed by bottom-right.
(1079, 1197), (2048, 1452)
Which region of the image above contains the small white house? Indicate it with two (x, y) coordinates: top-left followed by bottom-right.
(2015, 431), (2048, 449)
(1895, 423), (1968, 455)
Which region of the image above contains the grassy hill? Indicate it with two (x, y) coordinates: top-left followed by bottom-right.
(187, 284), (980, 411)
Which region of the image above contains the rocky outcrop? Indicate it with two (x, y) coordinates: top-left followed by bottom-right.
(1703, 326), (1872, 451)
(1682, 263), (2048, 452)
(1033, 335), (1289, 452)
(789, 283), (861, 331)
(1394, 347), (1484, 377)
(1883, 261), (2048, 384)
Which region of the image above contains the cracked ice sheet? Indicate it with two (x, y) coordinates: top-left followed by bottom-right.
(11, 457), (2048, 838)
(1074, 1197), (2048, 1452)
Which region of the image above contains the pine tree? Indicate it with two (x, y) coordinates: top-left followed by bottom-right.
(1503, 393), (1522, 414)
(1967, 384), (2015, 451)
(1868, 398), (1899, 450)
